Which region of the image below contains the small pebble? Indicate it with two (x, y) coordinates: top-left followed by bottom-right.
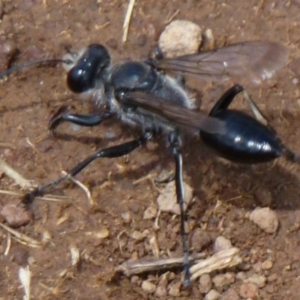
(199, 274), (212, 294)
(212, 273), (235, 289)
(191, 229), (211, 252)
(267, 273), (278, 282)
(121, 212), (131, 223)
(157, 181), (193, 214)
(142, 280), (156, 294)
(239, 283), (258, 298)
(204, 289), (220, 300)
(262, 259), (273, 270)
(143, 206), (157, 220)
(249, 207), (279, 233)
(158, 20), (202, 57)
(96, 228), (109, 239)
(220, 288), (240, 300)
(247, 274), (266, 288)
(155, 286), (167, 297)
(168, 280), (181, 297)
(131, 276), (139, 284)
(131, 230), (148, 241)
(252, 261), (262, 273)
(1, 204), (33, 227)
(213, 236), (232, 253)
(236, 272), (247, 281)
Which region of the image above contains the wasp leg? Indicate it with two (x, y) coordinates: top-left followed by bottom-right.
(22, 130), (153, 206)
(209, 84), (268, 126)
(169, 130), (191, 289)
(208, 84), (244, 115)
(49, 106), (114, 133)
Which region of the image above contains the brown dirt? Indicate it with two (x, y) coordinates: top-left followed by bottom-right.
(0, 1), (300, 299)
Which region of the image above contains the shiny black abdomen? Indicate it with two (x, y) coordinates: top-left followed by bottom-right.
(200, 110), (283, 163)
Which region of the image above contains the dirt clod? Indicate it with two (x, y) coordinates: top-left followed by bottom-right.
(157, 181), (193, 214)
(141, 280), (156, 294)
(158, 20), (202, 57)
(1, 204), (33, 228)
(199, 274), (212, 294)
(249, 207), (279, 233)
(239, 282), (258, 299)
(213, 236), (232, 253)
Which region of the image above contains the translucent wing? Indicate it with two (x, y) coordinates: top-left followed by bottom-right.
(156, 41), (289, 84)
(120, 91), (225, 134)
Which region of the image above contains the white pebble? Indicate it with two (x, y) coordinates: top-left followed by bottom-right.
(142, 280), (156, 294)
(159, 20), (202, 57)
(204, 289), (220, 300)
(213, 236), (232, 253)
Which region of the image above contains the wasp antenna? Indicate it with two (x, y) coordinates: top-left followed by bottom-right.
(0, 58), (72, 79)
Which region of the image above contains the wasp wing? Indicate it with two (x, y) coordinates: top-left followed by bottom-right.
(120, 91), (225, 134)
(156, 41), (289, 84)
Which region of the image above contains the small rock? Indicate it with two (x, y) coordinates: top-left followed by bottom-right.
(199, 274), (212, 294)
(247, 274), (266, 288)
(155, 286), (167, 297)
(239, 283), (258, 298)
(220, 288), (240, 300)
(155, 273), (169, 297)
(158, 20), (202, 57)
(267, 273), (278, 282)
(204, 289), (220, 300)
(96, 228), (110, 239)
(191, 229), (211, 252)
(142, 280), (156, 294)
(1, 204), (33, 227)
(121, 211), (131, 223)
(212, 273), (235, 289)
(157, 181), (193, 214)
(131, 276), (140, 284)
(143, 206), (157, 220)
(249, 207), (279, 233)
(236, 272), (247, 281)
(262, 259), (273, 270)
(252, 261), (262, 273)
(168, 280), (181, 297)
(213, 236), (232, 253)
(131, 230), (148, 241)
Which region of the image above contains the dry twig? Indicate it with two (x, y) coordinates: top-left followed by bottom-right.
(122, 0), (136, 42)
(190, 247), (242, 281)
(115, 253), (206, 276)
(0, 222), (41, 248)
(0, 158), (36, 189)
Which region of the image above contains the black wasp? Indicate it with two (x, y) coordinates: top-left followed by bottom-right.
(1, 40), (290, 288)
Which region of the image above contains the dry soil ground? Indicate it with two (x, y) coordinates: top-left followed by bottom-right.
(1, 1), (300, 299)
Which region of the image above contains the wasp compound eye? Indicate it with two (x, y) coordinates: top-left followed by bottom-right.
(67, 44), (111, 93)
